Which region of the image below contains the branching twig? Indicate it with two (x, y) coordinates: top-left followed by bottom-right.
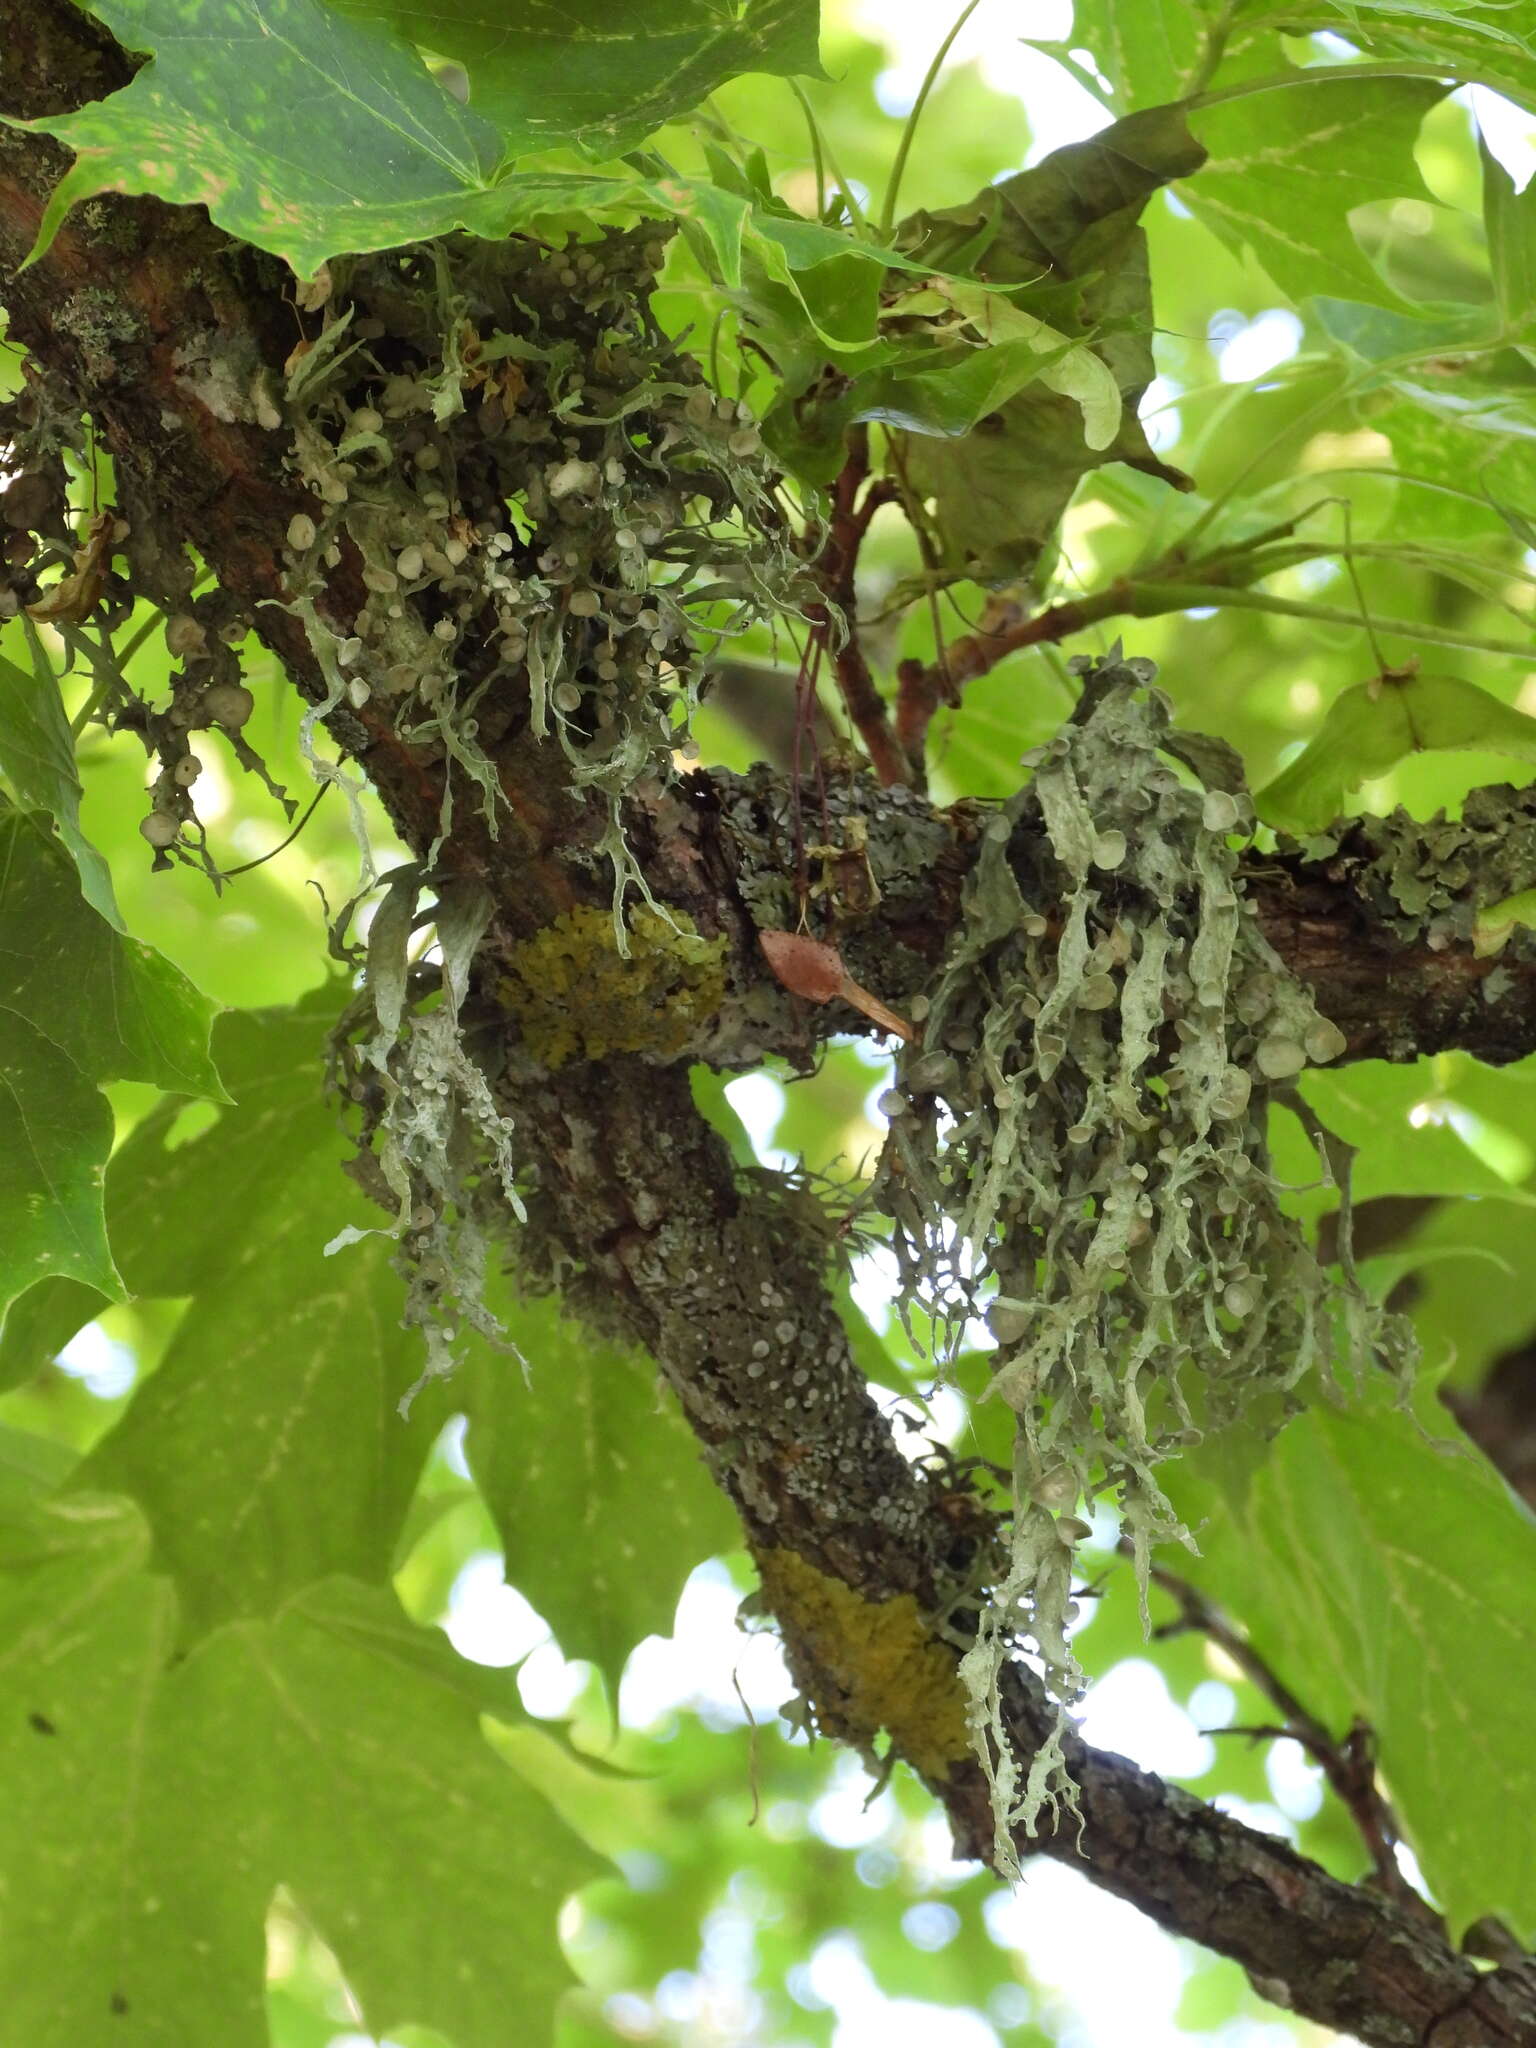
(1133, 1542), (1431, 1918)
(893, 529), (1536, 753)
(895, 582), (1135, 755)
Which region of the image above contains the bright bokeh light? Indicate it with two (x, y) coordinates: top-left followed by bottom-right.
(1078, 1658), (1217, 1779)
(57, 1321), (136, 1398)
(849, 0), (1109, 166)
(1395, 1839), (1432, 1898)
(1448, 1104), (1535, 1184)
(180, 742), (233, 822)
(903, 1899), (961, 1950)
(1465, 85), (1536, 191)
(849, 1239), (899, 1335)
(1189, 1677), (1238, 1731)
(1267, 1738), (1327, 1824)
(724, 1068), (791, 1166)
(809, 1933), (1003, 2048)
(987, 1861), (1191, 2046)
(438, 1410), (472, 1477)
(811, 1754), (900, 1849)
(619, 1557), (794, 1729)
(442, 1551), (592, 1716)
(1141, 374), (1185, 453)
(1212, 1793), (1298, 1845)
(443, 1551), (549, 1667)
(1214, 309), (1305, 385)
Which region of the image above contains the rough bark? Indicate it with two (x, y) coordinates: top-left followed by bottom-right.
(4, 8), (1536, 2044)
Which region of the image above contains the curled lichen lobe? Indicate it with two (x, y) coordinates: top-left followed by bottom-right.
(498, 904), (726, 1067)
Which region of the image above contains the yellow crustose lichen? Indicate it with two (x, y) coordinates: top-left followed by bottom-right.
(758, 1547), (972, 1781)
(499, 904), (727, 1068)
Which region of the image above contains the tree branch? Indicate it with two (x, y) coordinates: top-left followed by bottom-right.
(691, 764), (1536, 1070)
(502, 1050), (1536, 2048)
(5, 17), (1536, 2040)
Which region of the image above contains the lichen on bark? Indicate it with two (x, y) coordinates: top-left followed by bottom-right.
(271, 226), (809, 908)
(497, 903), (726, 1067)
(876, 649), (1417, 1862)
(756, 1547), (973, 1779)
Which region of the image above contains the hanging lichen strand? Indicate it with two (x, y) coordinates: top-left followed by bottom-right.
(278, 227), (804, 893)
(877, 651), (1414, 1865)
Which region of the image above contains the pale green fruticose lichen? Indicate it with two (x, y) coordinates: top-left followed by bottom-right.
(277, 229), (810, 915)
(328, 865), (527, 1402)
(876, 649), (1414, 1869)
(278, 228), (808, 1379)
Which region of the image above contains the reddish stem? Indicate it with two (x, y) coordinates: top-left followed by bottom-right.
(812, 429), (907, 786)
(895, 587), (1109, 762)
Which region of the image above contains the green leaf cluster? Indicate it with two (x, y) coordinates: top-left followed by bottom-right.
(1166, 1391), (1536, 1942)
(10, 0), (822, 275)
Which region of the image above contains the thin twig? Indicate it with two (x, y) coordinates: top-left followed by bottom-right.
(216, 779), (331, 880)
(893, 542), (1536, 742)
(884, 430), (959, 786)
(1132, 1541), (1433, 1918)
(1188, 61), (1457, 116)
(1339, 500), (1388, 677)
(895, 583), (1123, 752)
(795, 80), (827, 219)
(811, 429), (907, 785)
(730, 1668), (762, 1826)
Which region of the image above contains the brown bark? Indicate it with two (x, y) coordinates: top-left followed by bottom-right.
(4, 9), (1536, 2043)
